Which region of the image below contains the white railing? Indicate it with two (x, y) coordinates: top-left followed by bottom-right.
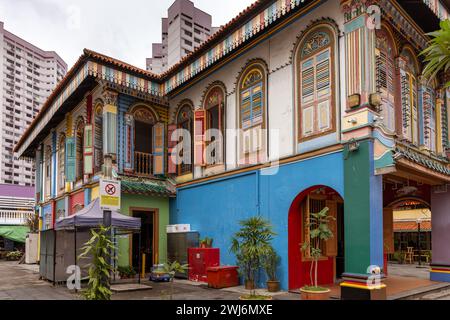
(0, 210), (34, 226)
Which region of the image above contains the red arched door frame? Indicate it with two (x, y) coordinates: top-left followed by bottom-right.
(288, 185), (343, 291)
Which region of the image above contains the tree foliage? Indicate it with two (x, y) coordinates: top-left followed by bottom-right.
(421, 19), (450, 87)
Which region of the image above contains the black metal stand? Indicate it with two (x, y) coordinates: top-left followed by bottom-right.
(103, 210), (112, 289)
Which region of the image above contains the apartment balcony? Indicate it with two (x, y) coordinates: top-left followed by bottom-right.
(134, 151), (153, 176)
(0, 210), (34, 226)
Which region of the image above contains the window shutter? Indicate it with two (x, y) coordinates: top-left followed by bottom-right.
(194, 110), (206, 166)
(318, 100), (330, 131)
(400, 69), (411, 140)
(302, 106), (314, 135)
(167, 124), (177, 174)
(83, 124), (93, 175)
(65, 137), (76, 182)
(103, 105), (117, 155)
(35, 149), (42, 200)
(152, 122), (165, 175)
(124, 114), (134, 171)
(324, 200), (337, 257)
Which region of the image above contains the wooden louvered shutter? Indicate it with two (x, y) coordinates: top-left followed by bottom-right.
(324, 200), (337, 257)
(241, 89), (252, 130)
(316, 50), (331, 131)
(400, 69), (411, 140)
(65, 137), (76, 182)
(83, 124), (93, 175)
(194, 110), (206, 166)
(167, 124), (177, 174)
(301, 58), (314, 136)
(250, 84), (263, 127)
(383, 208), (394, 254)
(124, 114), (134, 171)
(152, 122), (165, 175)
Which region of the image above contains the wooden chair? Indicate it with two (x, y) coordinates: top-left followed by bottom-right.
(405, 247), (414, 264)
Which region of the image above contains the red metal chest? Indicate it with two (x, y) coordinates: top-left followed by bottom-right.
(207, 266), (239, 289)
(188, 248), (220, 282)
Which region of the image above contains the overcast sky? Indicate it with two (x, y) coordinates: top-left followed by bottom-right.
(0, 0), (255, 69)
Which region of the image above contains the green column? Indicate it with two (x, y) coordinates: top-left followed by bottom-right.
(344, 139), (384, 275)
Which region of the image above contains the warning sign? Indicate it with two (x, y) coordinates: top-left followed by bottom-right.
(100, 179), (121, 211)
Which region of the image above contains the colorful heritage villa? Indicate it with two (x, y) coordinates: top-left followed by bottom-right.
(13, 0), (450, 299)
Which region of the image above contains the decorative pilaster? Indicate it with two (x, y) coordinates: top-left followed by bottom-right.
(102, 89), (118, 159)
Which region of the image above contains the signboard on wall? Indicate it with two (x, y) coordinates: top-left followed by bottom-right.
(99, 179), (121, 211)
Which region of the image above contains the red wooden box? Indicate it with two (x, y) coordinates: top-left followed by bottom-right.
(206, 266), (239, 289)
(188, 248), (220, 282)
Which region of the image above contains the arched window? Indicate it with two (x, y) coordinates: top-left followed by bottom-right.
(94, 104), (103, 173)
(203, 85), (225, 165)
(376, 27), (396, 132)
(58, 134), (65, 192)
(44, 145), (52, 200)
(399, 48), (420, 145)
(239, 65), (265, 131)
(297, 27), (335, 141)
(75, 118), (84, 181)
(176, 104), (193, 175)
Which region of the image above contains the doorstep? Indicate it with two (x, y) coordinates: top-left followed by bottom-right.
(111, 283), (153, 293)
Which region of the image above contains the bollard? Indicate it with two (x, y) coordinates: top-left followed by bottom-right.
(141, 253), (146, 279)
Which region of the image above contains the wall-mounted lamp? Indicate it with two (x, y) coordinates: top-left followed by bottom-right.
(348, 138), (360, 152)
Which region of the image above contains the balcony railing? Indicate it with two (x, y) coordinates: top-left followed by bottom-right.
(0, 210), (34, 226)
(134, 151), (153, 176)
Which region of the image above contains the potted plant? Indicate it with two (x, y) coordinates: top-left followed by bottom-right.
(231, 216), (276, 300)
(117, 266), (136, 279)
(200, 237), (213, 248)
(300, 207), (335, 300)
(263, 249), (280, 292)
(163, 261), (189, 300)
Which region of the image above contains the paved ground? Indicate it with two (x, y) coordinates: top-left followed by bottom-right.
(1, 260), (448, 300)
(0, 261), (298, 300)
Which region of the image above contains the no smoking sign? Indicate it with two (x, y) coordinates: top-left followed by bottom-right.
(100, 179), (121, 211)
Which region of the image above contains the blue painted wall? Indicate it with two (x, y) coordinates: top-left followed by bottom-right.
(171, 151), (344, 290)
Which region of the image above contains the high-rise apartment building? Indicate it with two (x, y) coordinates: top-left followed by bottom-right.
(146, 0), (217, 73)
(0, 21), (67, 186)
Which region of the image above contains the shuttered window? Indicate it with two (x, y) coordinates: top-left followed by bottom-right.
(400, 49), (420, 145)
(376, 29), (396, 132)
(204, 86), (225, 166)
(94, 105), (103, 173)
(58, 136), (65, 192)
(240, 69), (264, 130)
(65, 137), (76, 182)
(75, 119), (84, 181)
(177, 104), (193, 175)
(298, 29), (334, 141)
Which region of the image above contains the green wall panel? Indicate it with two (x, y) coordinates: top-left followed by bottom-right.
(344, 140), (372, 274)
(117, 193), (169, 267)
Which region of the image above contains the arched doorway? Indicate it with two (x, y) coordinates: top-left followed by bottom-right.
(288, 185), (344, 291)
(383, 179), (432, 274)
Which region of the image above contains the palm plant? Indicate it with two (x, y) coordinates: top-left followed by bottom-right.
(421, 19), (450, 86)
(79, 226), (116, 300)
(301, 207), (335, 290)
(230, 216), (276, 296)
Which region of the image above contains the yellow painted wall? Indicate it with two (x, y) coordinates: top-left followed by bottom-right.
(393, 208), (431, 222)
(91, 186), (99, 200)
